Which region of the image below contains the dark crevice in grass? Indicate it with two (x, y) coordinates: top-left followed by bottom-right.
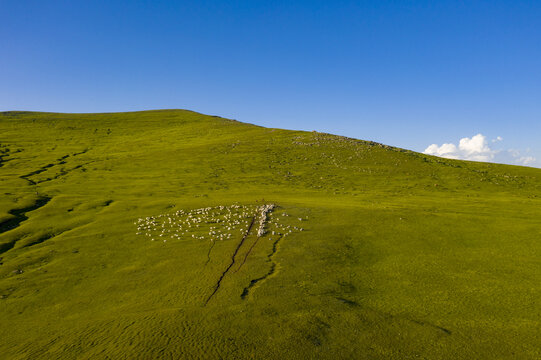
(408, 318), (452, 335)
(241, 234), (284, 300)
(0, 145), (16, 168)
(22, 229), (69, 249)
(72, 148), (89, 156)
(335, 297), (359, 306)
(204, 240), (216, 266)
(22, 234), (55, 248)
(19, 163), (55, 185)
(0, 197), (51, 234)
(18, 149), (90, 185)
(0, 241), (16, 254)
(233, 236), (261, 274)
(0, 196), (52, 254)
(0, 155), (7, 168)
(342, 297), (452, 336)
(204, 216), (255, 305)
(35, 162), (94, 184)
(332, 295), (452, 335)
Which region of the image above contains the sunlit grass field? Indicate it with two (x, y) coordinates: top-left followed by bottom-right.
(0, 110), (540, 359)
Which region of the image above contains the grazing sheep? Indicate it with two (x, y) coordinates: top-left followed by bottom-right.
(135, 203), (304, 246)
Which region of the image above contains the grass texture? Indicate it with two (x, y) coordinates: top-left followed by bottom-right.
(0, 110), (540, 359)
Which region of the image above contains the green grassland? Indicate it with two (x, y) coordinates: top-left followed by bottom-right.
(0, 110), (540, 359)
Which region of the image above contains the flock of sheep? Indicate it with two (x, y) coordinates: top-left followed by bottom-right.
(135, 203), (304, 243)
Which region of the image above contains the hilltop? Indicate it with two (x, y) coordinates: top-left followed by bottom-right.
(0, 110), (540, 359)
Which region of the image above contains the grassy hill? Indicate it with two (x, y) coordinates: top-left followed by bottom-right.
(0, 110), (540, 359)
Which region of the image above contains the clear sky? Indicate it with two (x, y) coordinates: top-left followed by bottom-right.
(1, 1), (540, 167)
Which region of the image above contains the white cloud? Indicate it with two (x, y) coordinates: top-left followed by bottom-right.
(517, 156), (536, 165)
(506, 149), (537, 166)
(424, 143), (459, 159)
(424, 134), (495, 162)
(424, 134), (537, 167)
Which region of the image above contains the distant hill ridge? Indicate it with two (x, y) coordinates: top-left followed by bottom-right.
(0, 109), (539, 358)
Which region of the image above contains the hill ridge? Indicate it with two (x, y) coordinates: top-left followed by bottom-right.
(0, 109), (539, 358)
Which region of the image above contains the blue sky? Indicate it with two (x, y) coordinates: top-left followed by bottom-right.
(1, 1), (540, 167)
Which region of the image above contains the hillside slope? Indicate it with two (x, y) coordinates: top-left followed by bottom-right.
(1, 110), (540, 359)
